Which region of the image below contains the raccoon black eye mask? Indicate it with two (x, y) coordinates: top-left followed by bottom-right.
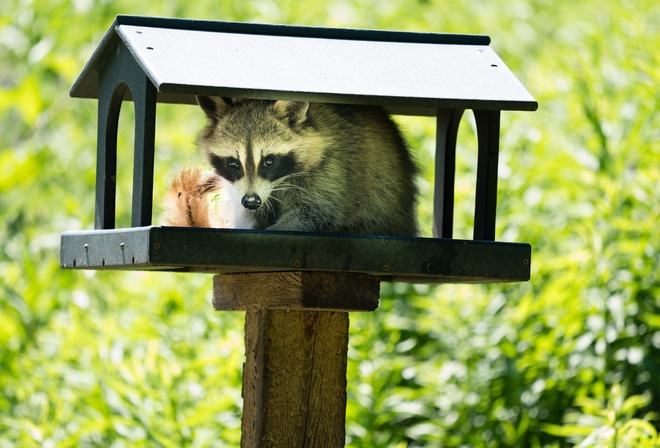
(195, 96), (418, 237)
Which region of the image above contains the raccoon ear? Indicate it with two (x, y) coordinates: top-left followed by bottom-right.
(272, 100), (309, 125)
(196, 96), (232, 122)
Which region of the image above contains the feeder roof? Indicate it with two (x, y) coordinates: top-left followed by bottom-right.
(71, 15), (537, 114)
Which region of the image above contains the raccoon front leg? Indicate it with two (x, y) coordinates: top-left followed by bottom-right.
(265, 205), (340, 233)
(265, 212), (316, 232)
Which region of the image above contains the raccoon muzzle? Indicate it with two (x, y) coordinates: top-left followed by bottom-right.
(241, 194), (262, 210)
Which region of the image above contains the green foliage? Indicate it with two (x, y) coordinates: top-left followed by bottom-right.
(1, 0), (659, 446)
(544, 383), (659, 447)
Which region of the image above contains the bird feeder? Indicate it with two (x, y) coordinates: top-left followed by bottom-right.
(60, 15), (537, 446)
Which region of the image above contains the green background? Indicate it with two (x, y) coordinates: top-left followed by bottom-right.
(1, 0), (658, 446)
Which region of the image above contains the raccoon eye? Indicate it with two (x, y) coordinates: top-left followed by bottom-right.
(263, 156), (275, 167)
(228, 157), (240, 169)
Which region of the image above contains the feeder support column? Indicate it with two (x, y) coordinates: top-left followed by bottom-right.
(214, 271), (380, 448)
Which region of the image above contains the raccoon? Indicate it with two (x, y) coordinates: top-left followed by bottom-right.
(194, 96), (418, 236)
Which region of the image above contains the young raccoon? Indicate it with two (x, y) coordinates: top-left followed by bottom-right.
(195, 96), (418, 236)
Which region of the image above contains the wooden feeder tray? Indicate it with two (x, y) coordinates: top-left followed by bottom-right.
(61, 226), (531, 283)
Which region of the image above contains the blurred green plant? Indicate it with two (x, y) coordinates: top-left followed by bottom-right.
(544, 383), (658, 448)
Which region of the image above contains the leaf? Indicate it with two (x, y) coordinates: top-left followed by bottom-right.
(573, 426), (616, 448)
(542, 423), (594, 437)
(619, 419), (658, 440)
(620, 394), (652, 416)
(574, 397), (607, 417)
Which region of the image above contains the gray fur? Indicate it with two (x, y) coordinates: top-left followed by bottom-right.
(196, 97), (418, 236)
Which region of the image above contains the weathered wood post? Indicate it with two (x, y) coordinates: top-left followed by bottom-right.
(60, 15), (537, 447)
(213, 272), (379, 447)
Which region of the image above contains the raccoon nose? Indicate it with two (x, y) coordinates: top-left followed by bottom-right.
(241, 194), (262, 210)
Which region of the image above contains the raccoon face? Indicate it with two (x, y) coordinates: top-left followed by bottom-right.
(196, 97), (313, 212)
(207, 150), (299, 210)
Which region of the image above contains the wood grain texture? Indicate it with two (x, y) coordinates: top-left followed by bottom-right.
(219, 271), (379, 445)
(241, 309), (349, 448)
(213, 272), (380, 311)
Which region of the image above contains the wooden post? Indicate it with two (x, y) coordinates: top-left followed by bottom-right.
(214, 272), (380, 447)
